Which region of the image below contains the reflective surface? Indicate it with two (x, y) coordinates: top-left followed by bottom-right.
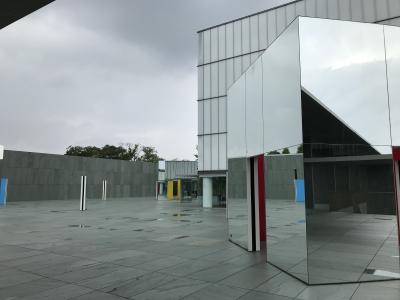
(262, 18), (303, 154)
(227, 19), (302, 159)
(264, 145), (308, 283)
(227, 157), (249, 249)
(300, 17), (399, 284)
(300, 18), (391, 150)
(304, 144), (399, 284)
(385, 25), (400, 146)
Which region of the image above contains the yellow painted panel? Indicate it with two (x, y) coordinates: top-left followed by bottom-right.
(177, 179), (181, 200)
(167, 180), (174, 200)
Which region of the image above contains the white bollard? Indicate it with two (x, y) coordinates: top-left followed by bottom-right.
(80, 176), (87, 211)
(102, 179), (107, 200)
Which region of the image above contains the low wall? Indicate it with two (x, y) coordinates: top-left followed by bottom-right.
(265, 154), (304, 200)
(0, 150), (158, 201)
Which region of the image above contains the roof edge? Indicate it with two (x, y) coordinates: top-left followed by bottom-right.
(197, 0), (301, 33)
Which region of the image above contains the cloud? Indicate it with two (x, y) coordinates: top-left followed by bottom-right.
(0, 0), (291, 160)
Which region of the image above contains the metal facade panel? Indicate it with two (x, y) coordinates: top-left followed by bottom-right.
(295, 1), (306, 16)
(267, 10), (277, 45)
(211, 98), (219, 133)
(389, 0), (400, 18)
(259, 12), (268, 49)
(203, 64), (210, 99)
(305, 0), (317, 16)
(351, 0), (364, 22)
(211, 27), (218, 62)
(198, 32), (204, 65)
(218, 61), (226, 96)
(197, 66), (203, 99)
(198, 136), (204, 170)
(204, 135), (211, 170)
(203, 30), (211, 64)
(219, 97), (227, 132)
(226, 22), (234, 58)
(211, 63), (218, 98)
(242, 18), (251, 54)
(218, 25), (226, 60)
(286, 3), (296, 24)
(198, 101), (203, 135)
(211, 134), (219, 169)
(316, 0), (328, 18)
(219, 134), (227, 170)
(327, 0), (339, 19)
(250, 15), (259, 52)
(234, 20), (242, 56)
(363, 0), (377, 22)
(376, 0), (390, 20)
(338, 0), (351, 20)
(203, 99), (211, 134)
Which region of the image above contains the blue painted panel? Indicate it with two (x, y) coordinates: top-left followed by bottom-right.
(0, 177), (7, 206)
(295, 179), (305, 202)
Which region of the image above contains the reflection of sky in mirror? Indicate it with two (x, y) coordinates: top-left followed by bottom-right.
(299, 18), (391, 151)
(385, 25), (400, 146)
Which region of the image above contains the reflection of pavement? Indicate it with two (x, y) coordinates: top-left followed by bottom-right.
(266, 199), (400, 284)
(227, 197), (248, 249)
(266, 199), (308, 282)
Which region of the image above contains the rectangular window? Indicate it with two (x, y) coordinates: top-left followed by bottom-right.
(211, 98), (219, 134)
(203, 64), (211, 99)
(203, 99), (211, 134)
(267, 10), (277, 46)
(219, 97), (227, 132)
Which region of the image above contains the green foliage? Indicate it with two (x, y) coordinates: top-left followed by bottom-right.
(268, 150), (280, 155)
(297, 144), (303, 154)
(140, 146), (160, 163)
(65, 143), (162, 162)
(282, 148), (290, 154)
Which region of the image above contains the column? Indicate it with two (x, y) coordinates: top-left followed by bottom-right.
(203, 177), (213, 208)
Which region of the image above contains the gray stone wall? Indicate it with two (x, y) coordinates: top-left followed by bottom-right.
(0, 150), (158, 201)
(265, 154), (304, 200)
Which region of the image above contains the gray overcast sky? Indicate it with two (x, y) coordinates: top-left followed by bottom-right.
(0, 0), (289, 160)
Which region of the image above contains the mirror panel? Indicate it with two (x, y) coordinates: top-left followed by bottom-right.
(265, 145), (308, 283)
(262, 18), (303, 154)
(227, 157), (249, 249)
(299, 17), (391, 149)
(385, 25), (400, 146)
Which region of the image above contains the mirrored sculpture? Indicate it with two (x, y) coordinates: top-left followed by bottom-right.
(226, 16), (400, 285)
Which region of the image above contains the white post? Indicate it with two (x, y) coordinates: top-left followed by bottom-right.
(80, 176), (87, 211)
(203, 177), (213, 208)
(102, 180), (107, 200)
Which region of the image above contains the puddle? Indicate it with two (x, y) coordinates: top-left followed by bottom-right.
(174, 235), (190, 240)
(179, 220), (191, 223)
(172, 213), (190, 217)
(133, 229), (144, 231)
(68, 224), (91, 228)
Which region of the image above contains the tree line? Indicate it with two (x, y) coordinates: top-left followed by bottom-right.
(65, 143), (162, 163)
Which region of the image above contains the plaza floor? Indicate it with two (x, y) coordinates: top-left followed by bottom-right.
(0, 198), (400, 300)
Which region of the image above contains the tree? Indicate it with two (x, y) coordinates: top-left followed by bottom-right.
(268, 150), (280, 155)
(65, 143), (161, 162)
(297, 144), (303, 154)
(194, 145), (198, 159)
(140, 146), (161, 163)
(66, 146), (100, 157)
(282, 147), (290, 154)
